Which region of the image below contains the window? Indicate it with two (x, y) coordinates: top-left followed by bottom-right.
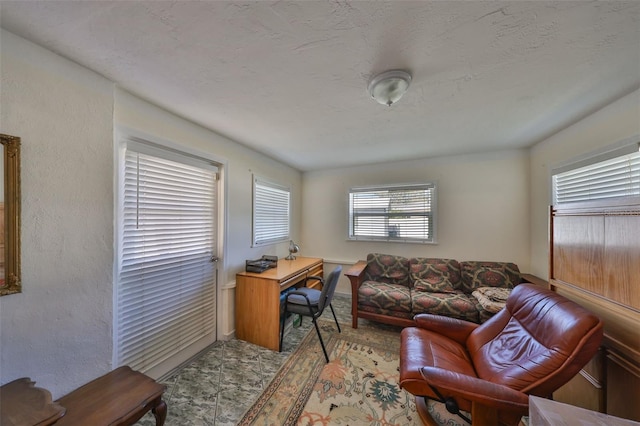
(349, 183), (436, 243)
(552, 142), (640, 205)
(115, 139), (218, 374)
(253, 176), (290, 246)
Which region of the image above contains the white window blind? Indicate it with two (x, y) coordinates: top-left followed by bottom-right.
(553, 147), (640, 204)
(349, 183), (436, 243)
(253, 177), (290, 246)
(116, 145), (217, 373)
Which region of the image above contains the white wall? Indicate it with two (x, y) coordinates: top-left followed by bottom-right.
(301, 149), (531, 294)
(0, 31), (114, 398)
(0, 30), (302, 397)
(2, 25), (637, 399)
(114, 88), (303, 350)
(114, 89), (303, 284)
(529, 89), (640, 279)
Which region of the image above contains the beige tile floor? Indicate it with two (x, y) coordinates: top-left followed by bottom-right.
(137, 294), (356, 426)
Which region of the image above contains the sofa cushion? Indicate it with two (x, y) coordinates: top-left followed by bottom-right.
(411, 291), (480, 323)
(413, 278), (457, 293)
(473, 287), (514, 323)
(477, 304), (495, 324)
(472, 287), (511, 313)
(359, 280), (412, 314)
(459, 261), (521, 294)
(409, 258), (461, 292)
(364, 253), (410, 287)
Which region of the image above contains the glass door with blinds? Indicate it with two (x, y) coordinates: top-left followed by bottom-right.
(115, 139), (219, 377)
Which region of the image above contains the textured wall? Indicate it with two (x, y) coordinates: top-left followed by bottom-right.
(1, 22), (636, 398)
(0, 30), (114, 398)
(114, 88), (303, 374)
(2, 2), (638, 172)
(302, 149), (531, 294)
(529, 89), (640, 279)
(0, 30), (304, 394)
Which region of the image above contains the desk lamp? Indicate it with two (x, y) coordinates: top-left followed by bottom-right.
(286, 240), (300, 260)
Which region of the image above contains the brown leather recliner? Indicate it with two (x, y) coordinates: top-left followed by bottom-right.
(400, 283), (603, 426)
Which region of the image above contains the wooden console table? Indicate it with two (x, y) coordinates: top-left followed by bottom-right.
(236, 256), (323, 351)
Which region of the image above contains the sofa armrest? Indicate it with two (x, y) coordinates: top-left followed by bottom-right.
(345, 260), (367, 280)
(414, 313), (478, 344)
(345, 260), (367, 328)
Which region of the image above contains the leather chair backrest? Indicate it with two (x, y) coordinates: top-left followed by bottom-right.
(466, 283), (603, 397)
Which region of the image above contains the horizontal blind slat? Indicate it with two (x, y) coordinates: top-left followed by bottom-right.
(116, 147), (217, 373)
(253, 178), (290, 245)
(349, 184), (435, 242)
(553, 150), (640, 204)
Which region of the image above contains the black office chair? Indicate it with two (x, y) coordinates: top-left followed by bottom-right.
(279, 266), (342, 362)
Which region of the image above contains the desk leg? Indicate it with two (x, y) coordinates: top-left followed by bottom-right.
(152, 397), (167, 426)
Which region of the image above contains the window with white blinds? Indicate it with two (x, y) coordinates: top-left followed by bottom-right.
(552, 145), (640, 205)
(116, 143), (218, 374)
(253, 177), (290, 246)
(349, 183), (437, 243)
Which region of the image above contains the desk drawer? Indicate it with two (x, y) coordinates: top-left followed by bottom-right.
(307, 263), (324, 289)
(280, 271), (307, 290)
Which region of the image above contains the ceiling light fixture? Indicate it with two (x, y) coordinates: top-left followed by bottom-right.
(368, 69), (412, 106)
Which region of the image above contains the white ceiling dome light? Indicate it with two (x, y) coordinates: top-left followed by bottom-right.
(368, 70), (412, 106)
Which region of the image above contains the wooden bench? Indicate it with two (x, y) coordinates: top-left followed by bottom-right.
(54, 366), (167, 426)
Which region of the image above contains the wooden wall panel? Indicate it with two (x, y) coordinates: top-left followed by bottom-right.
(553, 349), (604, 412)
(550, 199), (640, 420)
(553, 215), (604, 295)
(606, 351), (640, 422)
(552, 283), (640, 364)
(604, 215), (640, 310)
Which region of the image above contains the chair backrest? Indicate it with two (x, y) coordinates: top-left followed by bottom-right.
(467, 283), (603, 398)
(317, 266), (342, 312)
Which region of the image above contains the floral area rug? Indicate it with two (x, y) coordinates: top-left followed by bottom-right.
(237, 320), (421, 426)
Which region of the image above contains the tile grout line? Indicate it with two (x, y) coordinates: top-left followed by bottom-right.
(213, 341), (225, 426)
(134, 295), (354, 425)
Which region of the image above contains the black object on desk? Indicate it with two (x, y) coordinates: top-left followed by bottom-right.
(245, 255), (278, 273)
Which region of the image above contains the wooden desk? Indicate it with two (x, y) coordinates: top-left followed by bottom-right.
(236, 256), (323, 351)
(0, 378), (65, 426)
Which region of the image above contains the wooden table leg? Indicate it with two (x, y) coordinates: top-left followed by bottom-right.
(152, 397), (167, 426)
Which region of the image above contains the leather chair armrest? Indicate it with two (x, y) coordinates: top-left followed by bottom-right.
(420, 367), (529, 414)
(414, 314), (478, 344)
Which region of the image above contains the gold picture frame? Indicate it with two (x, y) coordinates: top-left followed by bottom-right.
(0, 133), (21, 296)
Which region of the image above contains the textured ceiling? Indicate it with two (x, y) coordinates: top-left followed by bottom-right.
(1, 1), (639, 171)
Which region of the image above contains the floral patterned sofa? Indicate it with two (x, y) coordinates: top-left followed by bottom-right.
(344, 253), (525, 328)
